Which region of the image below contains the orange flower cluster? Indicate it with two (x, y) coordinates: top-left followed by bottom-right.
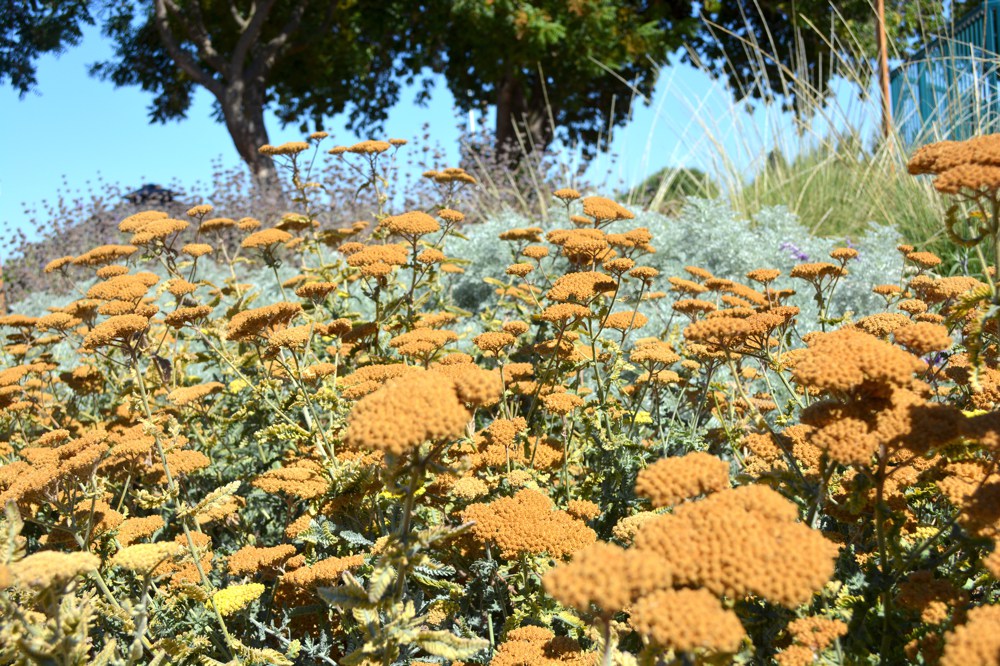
(634, 451), (731, 508)
(792, 328), (924, 395)
(82, 314), (149, 350)
(228, 544), (297, 577)
(378, 210), (440, 237)
(581, 196), (634, 224)
(787, 616), (848, 650)
(167, 382), (225, 407)
(345, 243), (409, 277)
(630, 587), (747, 654)
(253, 460), (329, 500)
(472, 331), (516, 355)
(241, 227), (292, 249)
(462, 488), (596, 559)
(893, 321), (952, 355)
(343, 370), (471, 456)
(72, 244), (138, 267)
(633, 484), (838, 606)
(566, 499), (600, 520)
(129, 217), (189, 245)
(908, 133), (1000, 194)
(547, 271), (617, 302)
(226, 302), (301, 342)
(490, 626), (594, 666)
(543, 542), (671, 615)
(940, 604), (1000, 666)
(388, 328), (457, 358)
(274, 554), (366, 609)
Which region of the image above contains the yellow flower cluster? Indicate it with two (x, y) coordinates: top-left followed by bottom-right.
(9, 550), (100, 589)
(211, 583), (265, 616)
(112, 542), (182, 572)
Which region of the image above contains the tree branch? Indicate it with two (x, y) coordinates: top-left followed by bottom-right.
(231, 0), (280, 76)
(246, 0), (310, 82)
(230, 1), (252, 30)
(183, 0), (230, 75)
(153, 0), (223, 97)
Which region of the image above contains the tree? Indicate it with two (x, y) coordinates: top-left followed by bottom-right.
(1, 0), (94, 96)
(89, 0), (427, 191)
(3, 1), (980, 189)
(420, 0), (698, 163)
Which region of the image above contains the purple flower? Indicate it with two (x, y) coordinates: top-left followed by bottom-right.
(779, 241), (809, 262)
(844, 237), (861, 258)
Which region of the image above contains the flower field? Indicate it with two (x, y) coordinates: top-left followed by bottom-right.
(2, 134), (1000, 665)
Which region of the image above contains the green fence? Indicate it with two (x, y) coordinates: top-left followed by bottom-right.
(891, 0), (1000, 146)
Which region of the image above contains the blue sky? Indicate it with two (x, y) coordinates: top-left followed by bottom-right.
(0, 25), (879, 254)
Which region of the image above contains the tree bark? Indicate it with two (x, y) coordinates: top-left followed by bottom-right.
(219, 80), (282, 196)
(495, 74), (554, 167)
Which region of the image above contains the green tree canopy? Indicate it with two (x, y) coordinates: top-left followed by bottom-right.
(421, 0), (699, 162)
(1, 0), (978, 188)
(1, 0), (94, 95)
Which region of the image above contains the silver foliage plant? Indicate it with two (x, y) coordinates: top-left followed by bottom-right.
(450, 197), (905, 336)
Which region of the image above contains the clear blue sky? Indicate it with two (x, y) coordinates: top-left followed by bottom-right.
(0, 25), (878, 253)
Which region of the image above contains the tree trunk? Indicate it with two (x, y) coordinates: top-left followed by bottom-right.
(495, 75), (554, 168)
(219, 80), (283, 199)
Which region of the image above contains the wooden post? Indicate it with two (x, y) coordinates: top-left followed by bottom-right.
(877, 0), (893, 144)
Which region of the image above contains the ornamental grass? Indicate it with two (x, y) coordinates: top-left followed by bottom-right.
(1, 133), (1000, 665)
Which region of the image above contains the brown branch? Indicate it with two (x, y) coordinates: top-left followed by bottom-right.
(246, 0), (310, 81)
(230, 0), (252, 30)
(183, 0), (230, 75)
(232, 0), (280, 74)
(153, 0), (224, 97)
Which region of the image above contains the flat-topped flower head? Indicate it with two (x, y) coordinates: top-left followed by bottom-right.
(241, 228), (292, 249)
(792, 327), (924, 395)
(906, 251), (942, 270)
(73, 245), (139, 267)
(908, 134), (1000, 194)
(226, 302), (302, 342)
(463, 488), (596, 559)
(543, 542), (672, 616)
(747, 268), (781, 284)
(389, 328), (458, 358)
(82, 314), (149, 350)
(378, 210), (440, 237)
(343, 370), (471, 456)
(634, 485), (838, 607)
(830, 247), (859, 261)
(630, 587), (747, 654)
(582, 196), (634, 223)
(547, 271), (617, 302)
(635, 451), (731, 508)
(473, 331), (516, 355)
(118, 210), (168, 233)
(185, 204), (213, 218)
(347, 140), (391, 154)
(259, 141), (309, 156)
(438, 208), (464, 223)
(182, 243), (213, 257)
